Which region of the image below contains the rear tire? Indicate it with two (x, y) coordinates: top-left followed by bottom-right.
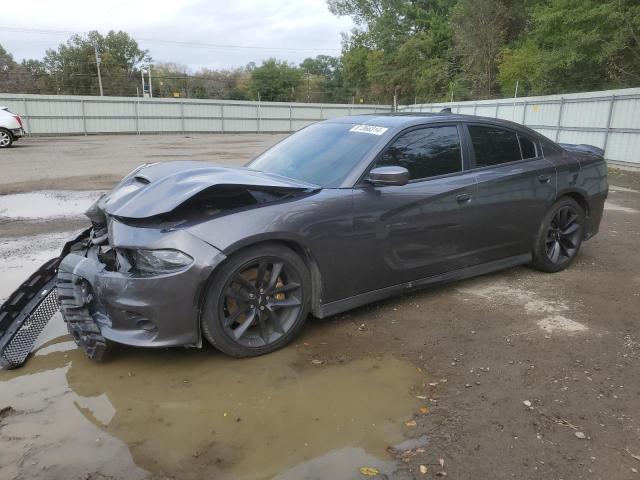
(530, 197), (585, 273)
(201, 243), (311, 358)
(0, 129), (13, 148)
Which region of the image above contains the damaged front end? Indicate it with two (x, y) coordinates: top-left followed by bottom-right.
(0, 229), (90, 369)
(0, 162), (319, 369)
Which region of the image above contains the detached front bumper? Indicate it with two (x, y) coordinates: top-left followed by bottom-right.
(57, 222), (226, 359)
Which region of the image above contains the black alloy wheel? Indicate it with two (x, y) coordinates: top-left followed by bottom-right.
(201, 244), (310, 357)
(221, 259), (303, 346)
(545, 205), (582, 264)
(531, 197), (585, 273)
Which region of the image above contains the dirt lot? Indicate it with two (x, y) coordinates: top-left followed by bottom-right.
(1, 135), (639, 480)
(0, 133), (285, 194)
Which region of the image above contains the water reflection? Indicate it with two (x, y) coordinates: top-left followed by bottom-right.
(1, 342), (426, 479)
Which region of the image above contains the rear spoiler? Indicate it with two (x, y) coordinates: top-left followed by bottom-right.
(558, 143), (604, 157)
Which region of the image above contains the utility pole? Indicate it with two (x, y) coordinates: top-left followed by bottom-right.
(393, 85), (399, 112)
(141, 69), (146, 97)
(513, 79), (519, 121)
(94, 45), (103, 96)
(148, 66), (153, 98)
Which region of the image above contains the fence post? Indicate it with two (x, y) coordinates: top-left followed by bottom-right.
(494, 103), (499, 118)
(257, 103), (261, 133)
(473, 103), (478, 116)
(555, 97), (565, 142)
(22, 96), (31, 136)
(521, 101), (527, 125)
(220, 104), (225, 133)
(180, 101), (185, 134)
(81, 99), (87, 135)
(289, 104), (293, 132)
(602, 95), (616, 158)
(135, 97), (140, 135)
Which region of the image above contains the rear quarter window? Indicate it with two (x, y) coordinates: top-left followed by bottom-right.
(540, 137), (564, 156)
(518, 135), (537, 159)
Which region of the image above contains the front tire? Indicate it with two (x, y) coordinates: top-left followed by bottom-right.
(201, 243), (311, 357)
(530, 197), (585, 273)
(0, 129), (13, 148)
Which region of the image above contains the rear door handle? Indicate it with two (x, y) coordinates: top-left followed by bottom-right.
(538, 174), (551, 184)
(456, 193), (472, 204)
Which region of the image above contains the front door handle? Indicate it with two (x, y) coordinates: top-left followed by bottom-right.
(538, 174), (551, 184)
(456, 193), (472, 204)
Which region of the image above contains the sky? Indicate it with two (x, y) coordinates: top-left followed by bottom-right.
(0, 0), (354, 70)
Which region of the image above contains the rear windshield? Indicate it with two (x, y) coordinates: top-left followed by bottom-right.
(248, 122), (384, 187)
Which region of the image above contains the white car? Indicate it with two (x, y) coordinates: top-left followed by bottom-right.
(0, 106), (25, 148)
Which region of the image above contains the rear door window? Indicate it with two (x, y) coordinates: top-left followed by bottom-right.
(376, 126), (462, 181)
(468, 125), (522, 168)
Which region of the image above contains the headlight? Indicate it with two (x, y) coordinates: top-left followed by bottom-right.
(120, 249), (193, 275)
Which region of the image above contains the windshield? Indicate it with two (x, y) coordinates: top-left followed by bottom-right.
(248, 122), (385, 187)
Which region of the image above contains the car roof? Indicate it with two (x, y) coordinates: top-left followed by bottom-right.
(324, 112), (532, 133)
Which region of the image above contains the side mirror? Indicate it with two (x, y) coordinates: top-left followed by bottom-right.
(368, 166), (410, 187)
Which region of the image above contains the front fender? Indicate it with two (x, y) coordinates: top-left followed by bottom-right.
(186, 188), (355, 304)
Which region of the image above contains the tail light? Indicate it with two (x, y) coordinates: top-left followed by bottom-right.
(13, 115), (23, 128)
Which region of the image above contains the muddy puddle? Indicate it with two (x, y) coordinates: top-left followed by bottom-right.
(0, 190), (103, 220)
(0, 344), (426, 480)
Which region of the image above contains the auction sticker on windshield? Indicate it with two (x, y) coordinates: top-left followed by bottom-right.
(349, 125), (388, 135)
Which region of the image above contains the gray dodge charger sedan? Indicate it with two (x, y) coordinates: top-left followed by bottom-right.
(0, 113), (608, 366)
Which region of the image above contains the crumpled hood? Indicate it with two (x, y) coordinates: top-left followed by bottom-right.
(97, 161), (320, 219)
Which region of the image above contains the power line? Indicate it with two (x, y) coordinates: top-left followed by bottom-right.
(0, 26), (342, 53)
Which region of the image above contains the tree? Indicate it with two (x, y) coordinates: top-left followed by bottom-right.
(395, 32), (450, 101)
(42, 30), (150, 95)
(299, 55), (347, 102)
(0, 44), (46, 93)
(248, 59), (303, 101)
(498, 0), (640, 96)
(0, 44), (18, 92)
(0, 44), (16, 73)
(149, 62), (190, 98)
(330, 0), (458, 103)
(451, 0), (510, 99)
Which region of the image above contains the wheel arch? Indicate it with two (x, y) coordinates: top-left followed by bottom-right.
(556, 189), (590, 218)
(202, 236), (324, 320)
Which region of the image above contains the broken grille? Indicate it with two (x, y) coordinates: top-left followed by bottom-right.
(0, 286), (60, 369)
(0, 257), (61, 370)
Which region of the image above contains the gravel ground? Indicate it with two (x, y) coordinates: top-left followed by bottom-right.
(0, 135), (639, 480)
